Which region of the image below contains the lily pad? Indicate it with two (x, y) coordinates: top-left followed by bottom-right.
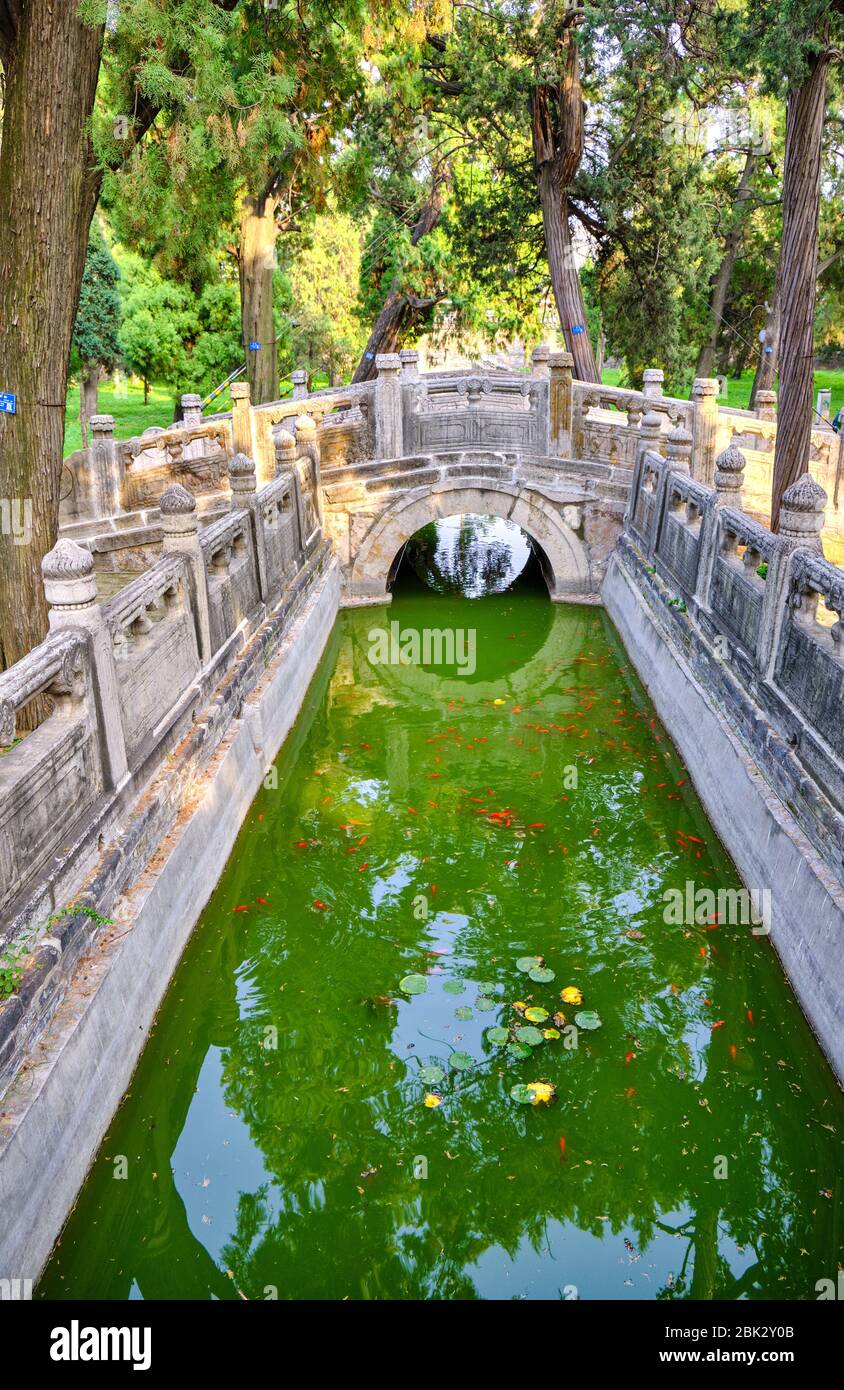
(418, 1065), (445, 1086)
(477, 982), (497, 996)
(400, 973), (428, 995)
(529, 966), (555, 983)
(455, 1006), (473, 1021)
(514, 1025), (544, 1047)
(507, 1041), (532, 1061)
(486, 1026), (509, 1045)
(543, 1028), (561, 1040)
(475, 996), (497, 1012)
(524, 1006), (549, 1023)
(574, 1010), (603, 1031)
(516, 956), (542, 973)
(449, 1050), (474, 1071)
(510, 1083), (535, 1104)
(442, 980), (464, 995)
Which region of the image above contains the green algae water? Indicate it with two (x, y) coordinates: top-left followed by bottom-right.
(39, 526), (844, 1301)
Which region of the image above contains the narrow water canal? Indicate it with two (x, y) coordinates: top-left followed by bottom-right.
(40, 519), (844, 1300)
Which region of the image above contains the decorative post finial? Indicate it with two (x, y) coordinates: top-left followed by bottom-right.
(779, 472), (827, 553)
(714, 443), (747, 502)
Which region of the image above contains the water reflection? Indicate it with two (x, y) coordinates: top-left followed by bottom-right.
(402, 515), (532, 597)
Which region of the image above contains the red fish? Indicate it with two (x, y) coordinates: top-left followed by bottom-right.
(256, 897), (268, 905)
(625, 1051), (635, 1065)
(407, 806), (418, 815)
(746, 1009), (754, 1024)
(711, 1020), (725, 1031)
(625, 1087), (636, 1099)
(233, 905), (249, 912)
(313, 899), (328, 911)
(558, 1136), (566, 1158)
(729, 1044), (738, 1061)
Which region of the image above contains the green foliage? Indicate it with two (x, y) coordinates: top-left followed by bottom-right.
(0, 905), (111, 999)
(285, 212), (365, 381)
(71, 221), (122, 377)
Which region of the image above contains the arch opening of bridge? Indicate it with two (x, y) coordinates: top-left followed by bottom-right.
(346, 481), (593, 608)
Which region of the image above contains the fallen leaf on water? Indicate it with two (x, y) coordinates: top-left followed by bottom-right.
(424, 1093), (443, 1108)
(560, 986), (583, 1005)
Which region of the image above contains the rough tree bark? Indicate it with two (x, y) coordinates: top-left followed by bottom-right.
(239, 192), (279, 405)
(351, 165), (452, 384)
(696, 150), (759, 379)
(530, 33), (599, 383)
(0, 0), (104, 683)
(771, 35), (830, 532)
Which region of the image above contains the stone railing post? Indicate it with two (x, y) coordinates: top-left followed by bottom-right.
(230, 380), (255, 457)
(665, 422), (693, 475)
(693, 445), (747, 612)
(755, 390), (777, 422)
(400, 349), (420, 381)
(228, 453), (270, 602)
(89, 413), (123, 516)
(42, 539), (128, 786)
(714, 443), (746, 505)
(181, 394), (203, 428)
(757, 473), (828, 678)
(531, 344), (551, 378)
(160, 485), (212, 662)
(642, 368), (664, 400)
(637, 410), (663, 463)
(275, 428), (296, 476)
(549, 350), (574, 456)
(690, 378), (720, 486)
(374, 353), (403, 459)
(291, 368), (308, 400)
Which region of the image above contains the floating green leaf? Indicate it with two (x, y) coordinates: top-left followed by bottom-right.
(574, 1010), (603, 1031)
(449, 1050), (474, 1071)
(524, 1006), (549, 1023)
(510, 1083), (535, 1104)
(514, 1025), (544, 1047)
(442, 980), (464, 995)
(475, 996), (497, 1012)
(507, 1041), (532, 1061)
(477, 982), (497, 996)
(486, 1026), (509, 1045)
(516, 956), (542, 973)
(529, 966), (555, 983)
(417, 1065), (445, 1086)
(455, 1006), (473, 1021)
(400, 974), (428, 995)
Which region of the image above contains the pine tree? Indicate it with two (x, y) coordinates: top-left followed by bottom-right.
(72, 223), (123, 445)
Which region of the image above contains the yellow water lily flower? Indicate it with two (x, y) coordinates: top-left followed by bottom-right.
(423, 1093), (443, 1108)
(526, 1081), (557, 1105)
(560, 986), (583, 1005)
(493, 698), (506, 705)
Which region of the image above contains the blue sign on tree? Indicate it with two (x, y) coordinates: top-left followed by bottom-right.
(248, 340), (261, 351)
(571, 324), (585, 336)
(0, 392), (17, 414)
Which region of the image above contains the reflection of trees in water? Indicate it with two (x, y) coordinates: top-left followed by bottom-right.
(404, 516), (530, 597)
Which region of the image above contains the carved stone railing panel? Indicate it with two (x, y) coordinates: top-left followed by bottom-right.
(655, 472), (709, 593)
(120, 422), (232, 510)
(103, 554), (200, 761)
(709, 507), (774, 657)
(0, 631), (101, 920)
(630, 449), (664, 550)
(403, 375), (549, 454)
(776, 551), (844, 761)
(199, 509), (261, 653)
(257, 475), (300, 593)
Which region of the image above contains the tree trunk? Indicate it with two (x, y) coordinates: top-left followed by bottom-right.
(771, 36), (830, 532)
(696, 150), (759, 379)
(530, 36), (599, 383)
(352, 165), (451, 384)
(0, 0), (104, 687)
(80, 364), (99, 448)
(239, 193), (279, 404)
(749, 279), (780, 408)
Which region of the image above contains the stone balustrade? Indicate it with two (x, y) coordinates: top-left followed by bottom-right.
(623, 420), (844, 886)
